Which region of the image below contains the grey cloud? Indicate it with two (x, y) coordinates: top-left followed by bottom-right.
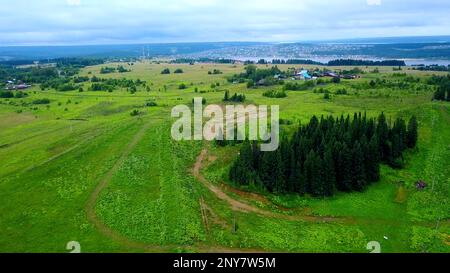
(0, 0), (449, 45)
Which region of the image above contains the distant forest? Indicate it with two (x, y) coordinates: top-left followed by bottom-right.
(171, 58), (406, 66)
(327, 59), (406, 66)
(229, 113), (418, 197)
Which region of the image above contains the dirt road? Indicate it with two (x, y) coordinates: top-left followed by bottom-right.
(193, 149), (349, 223)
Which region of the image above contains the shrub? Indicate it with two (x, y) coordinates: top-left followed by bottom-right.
(14, 92), (27, 98)
(130, 109), (141, 116)
(263, 90), (287, 98)
(332, 77), (341, 84)
(100, 67), (116, 74)
(284, 81), (315, 91)
(0, 91), (14, 98)
(161, 68), (171, 74)
(146, 101), (158, 107)
(117, 66), (130, 73)
(174, 68), (184, 74)
(32, 98), (51, 105)
(335, 88), (348, 95)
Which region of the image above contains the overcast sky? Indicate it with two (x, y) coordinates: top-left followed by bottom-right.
(0, 0), (449, 46)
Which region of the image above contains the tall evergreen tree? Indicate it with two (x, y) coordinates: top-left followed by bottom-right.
(259, 152), (274, 191)
(376, 112), (390, 161)
(322, 145), (336, 196)
(304, 150), (323, 196)
(223, 90), (230, 101)
(433, 86), (446, 101)
(280, 137), (292, 183)
(406, 116), (418, 149)
(366, 135), (381, 182)
(273, 149), (285, 193)
(338, 143), (353, 192)
(351, 142), (367, 191)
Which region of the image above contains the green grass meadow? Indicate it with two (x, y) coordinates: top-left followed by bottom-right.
(0, 62), (448, 253)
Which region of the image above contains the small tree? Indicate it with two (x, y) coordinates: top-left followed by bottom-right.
(161, 68), (170, 74)
(406, 116), (418, 148)
(223, 90), (230, 101)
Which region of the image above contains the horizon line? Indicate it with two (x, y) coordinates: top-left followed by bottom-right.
(2, 34), (450, 48)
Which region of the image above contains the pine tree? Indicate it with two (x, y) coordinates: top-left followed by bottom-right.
(280, 137), (292, 183)
(406, 116), (418, 148)
(393, 117), (407, 152)
(433, 86), (446, 101)
(259, 152), (273, 191)
(322, 145), (336, 196)
(288, 153), (299, 192)
(338, 143), (353, 192)
(251, 141), (260, 170)
(332, 141), (343, 187)
(391, 133), (403, 165)
(223, 90), (230, 101)
(351, 142), (366, 191)
(376, 113), (390, 161)
(273, 149), (285, 193)
(304, 150), (323, 196)
(366, 135), (381, 182)
(259, 151), (284, 192)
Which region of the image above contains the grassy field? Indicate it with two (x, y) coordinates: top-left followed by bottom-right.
(0, 62), (448, 253)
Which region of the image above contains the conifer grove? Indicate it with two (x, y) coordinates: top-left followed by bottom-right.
(229, 113), (418, 197)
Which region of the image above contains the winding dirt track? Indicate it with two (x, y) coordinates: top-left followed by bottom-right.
(84, 114), (448, 251)
(193, 149), (350, 223)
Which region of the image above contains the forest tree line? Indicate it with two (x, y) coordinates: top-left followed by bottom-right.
(229, 113), (418, 197)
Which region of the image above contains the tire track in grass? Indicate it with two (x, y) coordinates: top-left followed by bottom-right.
(85, 119), (171, 251)
(24, 133), (101, 173)
(85, 119), (262, 252)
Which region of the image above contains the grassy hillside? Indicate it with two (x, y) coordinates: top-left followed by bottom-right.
(0, 62), (448, 253)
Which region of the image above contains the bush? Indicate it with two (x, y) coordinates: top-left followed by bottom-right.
(14, 92), (28, 98)
(179, 83), (187, 89)
(332, 77), (341, 84)
(117, 66), (130, 73)
(161, 68), (171, 74)
(174, 68), (184, 74)
(100, 67), (116, 74)
(209, 69), (222, 75)
(32, 98), (51, 105)
(57, 84), (77, 92)
(284, 81), (315, 91)
(335, 88), (348, 95)
(224, 90), (246, 102)
(0, 91), (14, 98)
(263, 90), (287, 98)
(130, 109), (141, 116)
(146, 101), (158, 107)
